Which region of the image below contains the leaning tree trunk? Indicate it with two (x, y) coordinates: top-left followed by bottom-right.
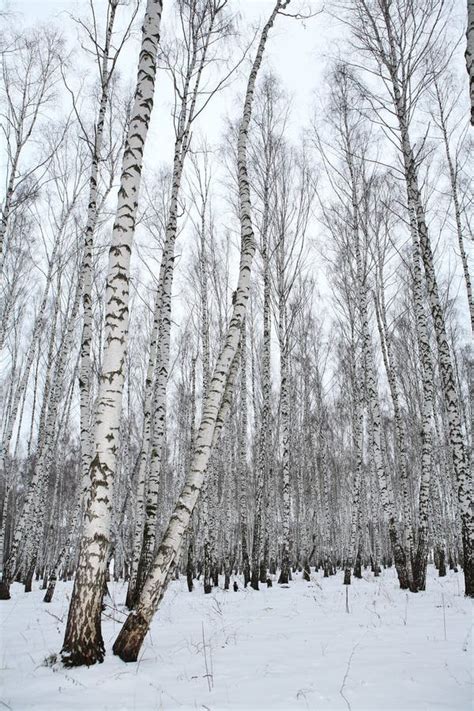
(112, 0), (291, 662)
(61, 0), (163, 667)
(409, 171), (473, 596)
(125, 279), (163, 608)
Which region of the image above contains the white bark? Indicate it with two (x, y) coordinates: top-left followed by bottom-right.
(61, 0), (163, 666)
(79, 0), (120, 506)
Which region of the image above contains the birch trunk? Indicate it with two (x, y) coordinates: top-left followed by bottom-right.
(374, 288), (416, 591)
(61, 0), (163, 667)
(43, 499), (81, 603)
(344, 346), (364, 586)
(408, 233), (435, 592)
(199, 193), (213, 593)
(277, 296), (291, 584)
(79, 0), (119, 506)
(3, 272), (62, 590)
(238, 319), (251, 586)
(251, 177), (272, 590)
(22, 276), (82, 586)
(125, 281), (162, 608)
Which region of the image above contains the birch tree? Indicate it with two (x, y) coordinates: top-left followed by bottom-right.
(75, 0), (136, 509)
(61, 0), (164, 667)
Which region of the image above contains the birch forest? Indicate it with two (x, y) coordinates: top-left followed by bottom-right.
(1, 0), (473, 708)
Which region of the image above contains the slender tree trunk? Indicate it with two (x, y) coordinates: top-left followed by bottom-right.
(409, 238), (435, 593)
(238, 320), (250, 586)
(374, 289), (416, 591)
(251, 195), (271, 590)
(277, 297), (291, 584)
(61, 0), (163, 667)
(79, 0), (119, 509)
(345, 352), (363, 587)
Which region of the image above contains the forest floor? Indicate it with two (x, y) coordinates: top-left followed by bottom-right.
(0, 566), (472, 711)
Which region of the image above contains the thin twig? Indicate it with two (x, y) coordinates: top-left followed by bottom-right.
(340, 641), (360, 711)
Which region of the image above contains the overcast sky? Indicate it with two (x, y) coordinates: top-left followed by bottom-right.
(8, 0), (343, 158)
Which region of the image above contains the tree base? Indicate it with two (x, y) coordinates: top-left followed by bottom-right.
(0, 580), (11, 600)
(243, 560), (250, 587)
(303, 561), (311, 582)
(354, 553), (362, 579)
(250, 569), (259, 590)
(186, 574), (194, 592)
(24, 568), (34, 593)
(61, 641), (105, 668)
(113, 612), (148, 662)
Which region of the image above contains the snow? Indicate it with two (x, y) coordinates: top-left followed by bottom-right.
(0, 566), (472, 711)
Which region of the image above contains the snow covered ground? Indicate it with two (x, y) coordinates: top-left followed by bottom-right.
(0, 566), (472, 711)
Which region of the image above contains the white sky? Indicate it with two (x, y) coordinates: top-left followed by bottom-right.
(8, 0), (342, 157)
